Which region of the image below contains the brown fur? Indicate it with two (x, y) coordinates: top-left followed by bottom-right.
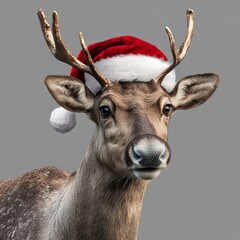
(0, 76), (219, 239)
(0, 167), (70, 239)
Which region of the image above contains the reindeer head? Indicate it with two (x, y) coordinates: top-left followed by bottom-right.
(38, 9), (219, 180)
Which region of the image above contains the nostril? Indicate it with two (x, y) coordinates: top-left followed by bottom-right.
(159, 149), (166, 160)
(132, 147), (143, 161)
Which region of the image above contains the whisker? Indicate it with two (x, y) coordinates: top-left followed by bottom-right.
(118, 170), (131, 182)
(123, 173), (131, 188)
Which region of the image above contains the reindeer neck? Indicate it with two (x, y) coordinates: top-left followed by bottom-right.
(42, 145), (148, 240)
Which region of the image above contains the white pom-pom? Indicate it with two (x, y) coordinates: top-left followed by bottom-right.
(50, 107), (76, 133)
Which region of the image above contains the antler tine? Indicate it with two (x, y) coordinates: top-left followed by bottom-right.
(155, 9), (194, 84)
(79, 33), (111, 87)
(37, 9), (111, 87)
(37, 9), (56, 55)
(37, 9), (92, 75)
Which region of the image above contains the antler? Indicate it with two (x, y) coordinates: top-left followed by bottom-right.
(154, 9), (194, 84)
(37, 9), (111, 87)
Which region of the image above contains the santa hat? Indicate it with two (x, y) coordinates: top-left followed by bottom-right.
(50, 35), (176, 133)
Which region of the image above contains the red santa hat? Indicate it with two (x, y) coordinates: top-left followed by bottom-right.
(50, 36), (176, 133)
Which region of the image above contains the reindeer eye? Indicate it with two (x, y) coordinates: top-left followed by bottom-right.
(99, 106), (111, 118)
(163, 104), (172, 116)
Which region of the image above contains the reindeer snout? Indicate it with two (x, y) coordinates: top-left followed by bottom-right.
(126, 135), (170, 180)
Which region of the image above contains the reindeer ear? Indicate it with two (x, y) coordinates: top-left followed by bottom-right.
(170, 73), (219, 110)
(45, 75), (95, 112)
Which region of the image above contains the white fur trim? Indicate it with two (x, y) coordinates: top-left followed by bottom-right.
(85, 54), (176, 94)
(50, 107), (76, 133)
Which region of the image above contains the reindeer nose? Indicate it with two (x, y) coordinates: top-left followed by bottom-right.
(126, 135), (170, 180)
(132, 146), (164, 168)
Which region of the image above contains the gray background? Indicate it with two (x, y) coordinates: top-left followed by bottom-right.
(0, 0), (238, 239)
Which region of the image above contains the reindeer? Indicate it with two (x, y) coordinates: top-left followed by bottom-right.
(0, 9), (219, 240)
